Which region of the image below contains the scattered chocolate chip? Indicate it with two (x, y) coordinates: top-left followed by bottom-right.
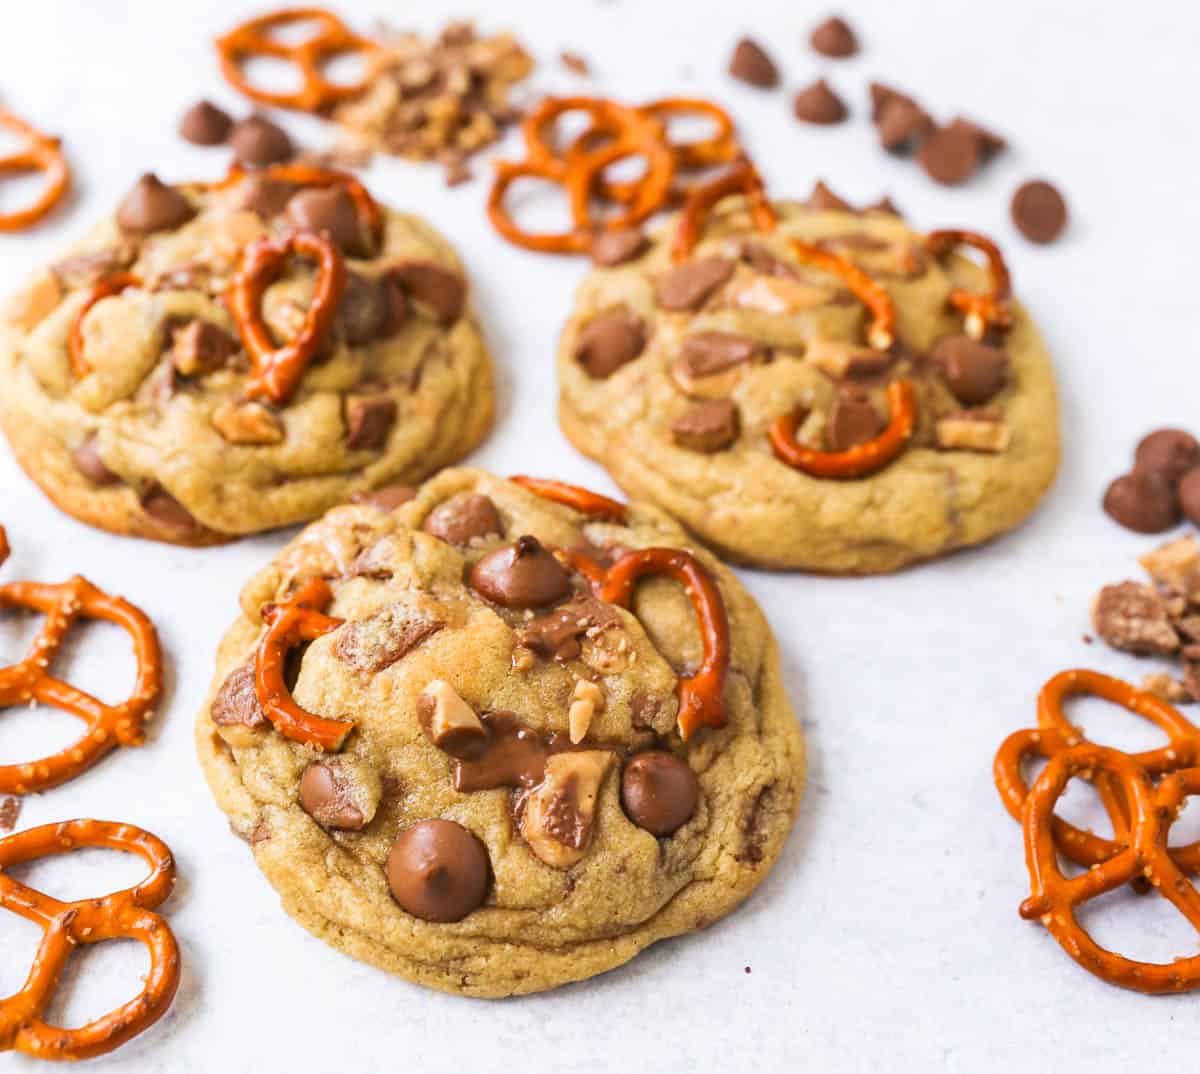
(179, 100), (232, 146)
(917, 123), (981, 186)
(1092, 582), (1181, 655)
(671, 399), (740, 453)
(810, 15), (858, 58)
(679, 332), (766, 377)
(793, 79), (848, 125)
(869, 82), (902, 120)
(621, 751), (700, 835)
(929, 334), (1009, 406)
(336, 604), (442, 673)
(876, 95), (932, 153)
(344, 395), (397, 450)
(228, 174), (298, 218)
(729, 37), (779, 88)
(230, 115), (294, 167)
(72, 434), (119, 486)
(350, 485), (417, 511)
(0, 796), (20, 833)
(423, 493), (503, 546)
(140, 483), (203, 537)
(1011, 180), (1068, 244)
(1135, 429), (1200, 487)
(1103, 471), (1180, 534)
(211, 662), (266, 729)
(470, 536), (572, 609)
(590, 227), (647, 267)
(575, 308), (646, 378)
(286, 187), (369, 256)
(338, 272), (403, 345)
(827, 391), (883, 451)
(804, 180), (853, 212)
(385, 819), (490, 922)
(116, 173), (195, 235)
(389, 262), (465, 324)
(560, 50), (590, 76)
(517, 594), (622, 661)
(953, 117), (1006, 160)
(299, 762), (366, 830)
(169, 320), (238, 377)
(1180, 468), (1200, 526)
(656, 257), (735, 311)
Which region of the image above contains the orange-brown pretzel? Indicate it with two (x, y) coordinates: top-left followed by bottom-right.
(926, 229), (1013, 339)
(255, 576), (351, 751)
(0, 109), (69, 232)
(227, 230), (346, 403)
(216, 7), (381, 113)
(1020, 743), (1200, 993)
(511, 475), (629, 523)
(768, 378), (918, 480)
(789, 239), (896, 351)
(0, 819), (180, 1060)
(68, 271), (142, 379)
(0, 572), (162, 795)
(671, 157), (777, 262)
(0, 525), (8, 568)
(640, 98), (739, 171)
(563, 548), (729, 740)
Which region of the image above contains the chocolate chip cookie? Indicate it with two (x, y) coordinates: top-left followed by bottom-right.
(557, 197), (1060, 572)
(0, 167), (493, 544)
(195, 468), (805, 996)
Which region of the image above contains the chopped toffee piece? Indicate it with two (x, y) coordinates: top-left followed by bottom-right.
(1092, 582), (1181, 656)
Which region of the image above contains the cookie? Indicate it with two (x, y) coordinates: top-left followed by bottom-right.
(195, 468), (805, 996)
(0, 168), (494, 545)
(557, 198), (1060, 573)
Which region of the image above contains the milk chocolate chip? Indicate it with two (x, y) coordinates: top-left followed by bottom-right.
(179, 100), (232, 145)
(344, 395), (396, 450)
(1011, 179), (1068, 244)
(385, 819), (490, 922)
(299, 762), (366, 830)
(210, 661), (266, 729)
(116, 174), (195, 234)
(230, 115), (294, 167)
(338, 272), (402, 345)
(918, 123), (981, 186)
(389, 262), (465, 324)
(575, 308), (646, 378)
(793, 79), (848, 125)
(671, 399), (740, 453)
(656, 257), (735, 311)
(810, 15), (858, 58)
(1103, 471), (1180, 534)
(621, 751), (699, 835)
(350, 485), (417, 511)
(590, 227), (646, 266)
(930, 334), (1008, 406)
(286, 187), (369, 256)
(72, 435), (119, 486)
(728, 38), (779, 88)
(876, 96), (932, 153)
(1135, 429), (1200, 487)
(805, 180), (853, 212)
(228, 174), (298, 218)
(827, 391), (883, 450)
(140, 484), (203, 537)
(1180, 468), (1200, 526)
(423, 493), (502, 546)
(470, 536), (571, 608)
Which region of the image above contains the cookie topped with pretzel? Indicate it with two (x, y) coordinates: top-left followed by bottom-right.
(0, 163), (494, 545)
(554, 148), (1061, 573)
(195, 467), (804, 996)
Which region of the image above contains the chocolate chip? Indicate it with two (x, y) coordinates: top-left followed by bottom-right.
(869, 82), (902, 121)
(470, 536), (571, 608)
(590, 227), (647, 267)
(338, 272), (402, 345)
(350, 485), (417, 511)
(1092, 582), (1181, 655)
(169, 320), (238, 377)
(140, 483), (203, 537)
(72, 434), (119, 486)
(728, 38), (779, 88)
(1103, 471), (1180, 534)
(827, 391), (883, 451)
(389, 261), (465, 323)
(793, 79), (848, 125)
(116, 174), (195, 235)
(656, 257), (735, 311)
(805, 180), (853, 212)
(517, 594), (621, 661)
(930, 334), (1009, 406)
(1011, 180), (1068, 245)
(385, 819), (490, 922)
(917, 123), (981, 186)
(423, 493), (502, 546)
(211, 662), (266, 729)
(679, 332), (766, 377)
(1180, 468), (1200, 526)
(575, 308), (646, 378)
(229, 115), (294, 167)
(876, 96), (932, 154)
(810, 15), (858, 57)
(179, 100), (232, 146)
(671, 399), (740, 453)
(228, 174), (298, 218)
(953, 117), (1006, 160)
(739, 241), (801, 278)
(299, 762), (366, 830)
(286, 187), (369, 256)
(344, 395), (396, 450)
(621, 751), (699, 835)
(1135, 429), (1200, 487)
(335, 604), (442, 673)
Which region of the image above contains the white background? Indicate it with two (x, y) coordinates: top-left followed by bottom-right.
(1, 2), (1198, 1071)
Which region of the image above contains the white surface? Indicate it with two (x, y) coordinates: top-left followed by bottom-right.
(0, 1), (1198, 1070)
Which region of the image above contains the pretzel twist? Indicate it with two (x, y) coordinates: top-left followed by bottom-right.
(68, 271), (142, 379)
(926, 229), (1013, 339)
(0, 109), (69, 232)
(789, 239), (896, 351)
(255, 576), (351, 751)
(216, 7), (382, 113)
(562, 548), (729, 740)
(671, 156), (777, 262)
(227, 230), (346, 403)
(510, 475), (628, 523)
(0, 819), (180, 1060)
(0, 572), (162, 795)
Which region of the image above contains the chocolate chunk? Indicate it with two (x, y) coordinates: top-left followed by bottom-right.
(72, 434), (119, 486)
(470, 536), (571, 609)
(517, 594), (622, 661)
(140, 483), (202, 537)
(385, 819), (490, 922)
(286, 187), (369, 257)
(575, 308), (646, 378)
(179, 100), (232, 145)
(793, 79), (848, 125)
(1180, 468), (1200, 526)
(930, 334), (1009, 406)
(810, 15), (858, 57)
(299, 762), (366, 830)
(350, 485), (417, 511)
(656, 257), (735, 311)
(423, 493), (502, 546)
(51, 246), (137, 289)
(728, 38), (779, 88)
(1135, 429), (1200, 486)
(1092, 582), (1181, 655)
(338, 272), (402, 345)
(590, 227), (647, 267)
(335, 604), (442, 673)
(0, 796), (21, 834)
(229, 115), (294, 167)
(876, 95), (932, 153)
(739, 242), (801, 278)
(211, 662), (266, 729)
(827, 391), (883, 451)
(1103, 471), (1180, 534)
(452, 710), (566, 792)
(344, 395), (396, 450)
(917, 123), (981, 186)
(671, 399), (740, 453)
(389, 262), (465, 323)
(679, 332), (765, 377)
(169, 320), (238, 377)
(228, 174), (298, 218)
(116, 174), (195, 235)
(805, 180), (853, 212)
(1011, 180), (1068, 244)
(621, 751), (700, 835)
